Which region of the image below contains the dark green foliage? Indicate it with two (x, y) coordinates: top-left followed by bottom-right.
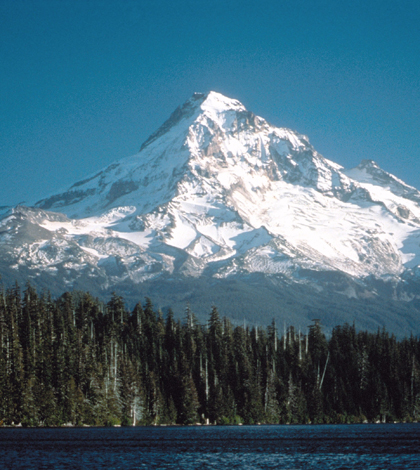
(0, 282), (420, 426)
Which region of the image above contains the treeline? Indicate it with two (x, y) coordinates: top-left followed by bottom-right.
(1, 283), (420, 426)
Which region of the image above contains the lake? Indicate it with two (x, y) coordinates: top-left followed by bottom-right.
(1, 423), (419, 469)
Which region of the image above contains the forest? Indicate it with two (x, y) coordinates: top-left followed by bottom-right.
(0, 282), (420, 427)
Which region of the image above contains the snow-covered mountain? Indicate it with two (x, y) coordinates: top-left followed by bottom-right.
(2, 91), (420, 334)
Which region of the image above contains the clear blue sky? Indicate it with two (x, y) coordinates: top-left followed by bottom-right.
(1, 0), (419, 207)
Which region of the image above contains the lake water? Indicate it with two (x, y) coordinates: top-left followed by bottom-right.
(1, 423), (420, 469)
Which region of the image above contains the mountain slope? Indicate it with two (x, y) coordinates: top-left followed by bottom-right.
(2, 91), (420, 334)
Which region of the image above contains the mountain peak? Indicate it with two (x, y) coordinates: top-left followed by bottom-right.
(140, 91), (246, 151)
(5, 92), (420, 335)
(358, 159), (379, 169)
(199, 91), (246, 113)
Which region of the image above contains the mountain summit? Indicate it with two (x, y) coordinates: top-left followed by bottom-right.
(2, 92), (420, 334)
